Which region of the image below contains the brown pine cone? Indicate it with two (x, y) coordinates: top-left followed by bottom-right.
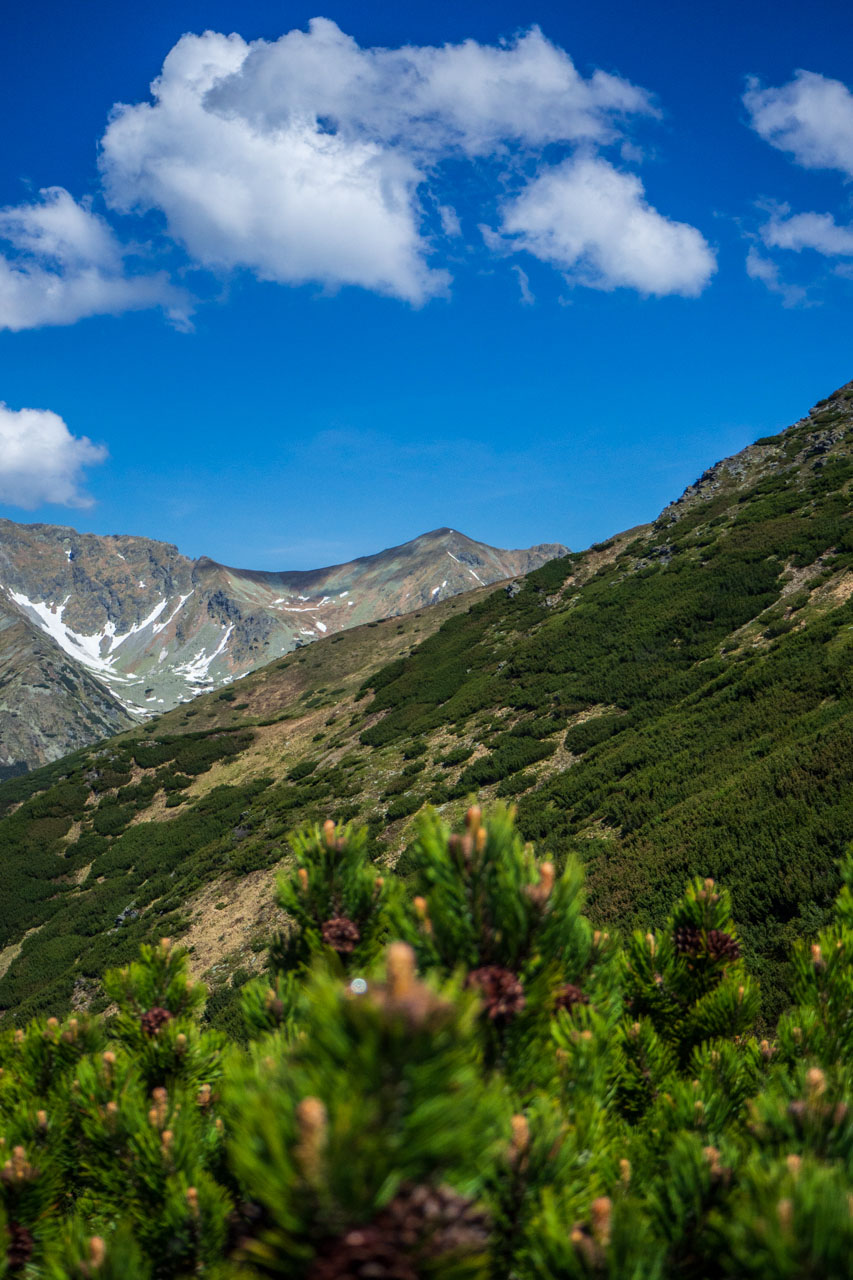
(322, 916), (361, 954)
(140, 1006), (173, 1037)
(309, 1184), (490, 1280)
(309, 1225), (418, 1280)
(466, 966), (526, 1023)
(555, 983), (589, 1013)
(706, 929), (740, 962)
(673, 924), (702, 955)
(7, 1223), (34, 1271)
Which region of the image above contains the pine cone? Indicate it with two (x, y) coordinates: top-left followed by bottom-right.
(309, 1184), (490, 1280)
(140, 1006), (173, 1037)
(706, 929), (740, 962)
(673, 924), (702, 955)
(7, 1223), (34, 1271)
(322, 916), (361, 954)
(309, 1225), (418, 1280)
(555, 983), (589, 1013)
(466, 966), (526, 1023)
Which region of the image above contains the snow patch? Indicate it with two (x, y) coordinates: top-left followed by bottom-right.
(121, 598), (169, 640)
(152, 592), (192, 634)
(173, 624), (234, 684)
(8, 592), (126, 679)
(447, 548), (483, 584)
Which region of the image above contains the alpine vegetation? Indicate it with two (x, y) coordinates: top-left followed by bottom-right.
(2, 805), (852, 1278)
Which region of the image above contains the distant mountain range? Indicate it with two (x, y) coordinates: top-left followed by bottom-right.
(0, 523), (566, 772)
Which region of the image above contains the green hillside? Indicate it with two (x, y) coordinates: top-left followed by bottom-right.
(2, 381), (853, 1024)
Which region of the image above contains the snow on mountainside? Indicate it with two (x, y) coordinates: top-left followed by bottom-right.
(0, 520), (566, 770)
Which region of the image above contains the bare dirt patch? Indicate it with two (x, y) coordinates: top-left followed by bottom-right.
(822, 570), (853, 605)
(180, 863), (289, 981)
(0, 925), (41, 981)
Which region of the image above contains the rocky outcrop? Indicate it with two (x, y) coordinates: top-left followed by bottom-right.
(0, 596), (134, 772)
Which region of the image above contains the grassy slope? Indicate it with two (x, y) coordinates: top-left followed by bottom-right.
(2, 381), (853, 1023)
(0, 588), (500, 1022)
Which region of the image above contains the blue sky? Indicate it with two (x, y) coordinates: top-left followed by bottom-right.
(1, 0), (852, 568)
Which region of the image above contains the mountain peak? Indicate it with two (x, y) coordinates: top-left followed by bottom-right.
(0, 518), (565, 771)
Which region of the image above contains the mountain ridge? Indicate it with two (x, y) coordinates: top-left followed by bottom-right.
(0, 521), (566, 771)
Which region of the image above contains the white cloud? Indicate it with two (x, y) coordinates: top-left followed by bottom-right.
(511, 264), (534, 305)
(0, 187), (188, 331)
(100, 30), (442, 302)
(438, 205), (462, 238)
(0, 403), (107, 508)
(198, 20), (655, 155)
(744, 70), (853, 176)
(744, 72), (853, 299)
(498, 156), (716, 296)
(745, 246), (808, 306)
(98, 20), (677, 302)
(762, 209), (853, 256)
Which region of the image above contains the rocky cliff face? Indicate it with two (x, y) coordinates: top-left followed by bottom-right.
(0, 521), (566, 770)
(0, 594), (134, 777)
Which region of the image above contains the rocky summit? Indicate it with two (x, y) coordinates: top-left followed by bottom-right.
(0, 523), (566, 771)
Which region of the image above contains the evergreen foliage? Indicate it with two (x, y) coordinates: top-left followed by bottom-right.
(2, 805), (853, 1277)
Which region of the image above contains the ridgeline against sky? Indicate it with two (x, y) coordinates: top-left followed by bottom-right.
(1, 0), (852, 565)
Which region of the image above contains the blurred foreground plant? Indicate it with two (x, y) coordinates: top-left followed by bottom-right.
(1, 810), (853, 1277)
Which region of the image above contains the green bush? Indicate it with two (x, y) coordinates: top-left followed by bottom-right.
(288, 759), (319, 782)
(385, 792), (423, 822)
(92, 802), (136, 837)
(2, 806), (853, 1277)
(563, 713), (626, 755)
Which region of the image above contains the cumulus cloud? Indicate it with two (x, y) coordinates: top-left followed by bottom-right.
(744, 71), (853, 298)
(762, 209), (853, 256)
(498, 156), (716, 296)
(0, 403), (107, 508)
(0, 187), (188, 331)
(100, 30), (442, 302)
(98, 20), (706, 302)
(744, 70), (853, 176)
(196, 20), (655, 154)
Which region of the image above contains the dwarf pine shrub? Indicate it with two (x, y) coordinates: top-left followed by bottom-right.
(1, 804), (853, 1277)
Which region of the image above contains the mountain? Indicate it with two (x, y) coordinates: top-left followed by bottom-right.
(0, 592), (135, 781)
(1, 378), (852, 1026)
(0, 522), (566, 771)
